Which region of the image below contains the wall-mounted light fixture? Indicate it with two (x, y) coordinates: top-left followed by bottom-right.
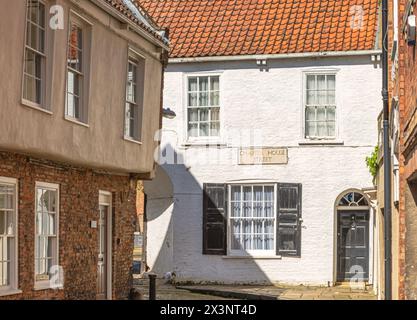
(163, 108), (176, 119)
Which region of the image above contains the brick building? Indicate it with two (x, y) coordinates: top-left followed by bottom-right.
(0, 0), (168, 299)
(393, 0), (417, 300)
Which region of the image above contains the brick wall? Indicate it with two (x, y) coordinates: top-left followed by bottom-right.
(397, 0), (417, 300)
(0, 151), (137, 300)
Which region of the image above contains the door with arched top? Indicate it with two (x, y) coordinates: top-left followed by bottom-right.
(336, 191), (370, 282)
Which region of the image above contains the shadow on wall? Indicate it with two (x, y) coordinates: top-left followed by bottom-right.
(144, 144), (272, 284)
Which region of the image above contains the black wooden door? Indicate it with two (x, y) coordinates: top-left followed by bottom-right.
(337, 210), (370, 282)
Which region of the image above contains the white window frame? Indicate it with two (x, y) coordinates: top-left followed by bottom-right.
(124, 48), (146, 143)
(0, 177), (19, 296)
(184, 72), (222, 143)
(22, 0), (48, 111)
(302, 70), (339, 141)
(227, 183), (277, 256)
(34, 182), (59, 290)
(64, 11), (92, 125)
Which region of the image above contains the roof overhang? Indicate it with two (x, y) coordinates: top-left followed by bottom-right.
(90, 0), (170, 51)
(168, 50), (382, 63)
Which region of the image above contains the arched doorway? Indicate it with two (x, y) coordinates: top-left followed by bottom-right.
(335, 190), (371, 283)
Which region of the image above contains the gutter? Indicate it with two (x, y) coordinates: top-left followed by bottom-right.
(168, 50), (382, 63)
(90, 0), (169, 51)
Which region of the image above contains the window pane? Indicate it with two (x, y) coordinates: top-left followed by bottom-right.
(188, 109), (198, 122)
(24, 74), (42, 104)
(317, 90), (327, 105)
(6, 212), (14, 235)
(188, 123), (198, 137)
(306, 90), (316, 105)
(317, 75), (326, 90)
(327, 75), (336, 90)
(305, 106), (316, 121)
(305, 121), (316, 137)
(327, 121), (336, 137)
(231, 202), (241, 218)
(317, 121), (327, 137)
(210, 91), (219, 106)
(327, 90), (336, 105)
(278, 226), (297, 252)
(210, 76), (219, 91)
(199, 92), (208, 106)
(243, 201), (251, 217)
(188, 93), (198, 107)
(199, 108), (209, 121)
(327, 106), (336, 121)
(231, 186), (241, 202)
(317, 107), (326, 121)
(188, 77), (197, 91)
(199, 123), (209, 136)
(0, 211), (4, 235)
(210, 107), (220, 121)
(306, 75), (315, 90)
(210, 122), (220, 136)
(199, 76), (208, 91)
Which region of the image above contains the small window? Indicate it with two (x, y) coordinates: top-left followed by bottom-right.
(35, 183), (59, 286)
(125, 53), (145, 142)
(0, 178), (18, 292)
(23, 0), (46, 107)
(229, 185), (275, 253)
(305, 74), (336, 139)
(66, 16), (90, 123)
(187, 76), (220, 138)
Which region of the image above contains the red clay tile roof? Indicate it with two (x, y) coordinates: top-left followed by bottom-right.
(138, 0), (379, 58)
(104, 0), (169, 45)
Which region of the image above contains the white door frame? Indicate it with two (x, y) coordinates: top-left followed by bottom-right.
(99, 191), (112, 300)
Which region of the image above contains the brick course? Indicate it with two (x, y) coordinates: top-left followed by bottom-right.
(0, 151), (138, 300)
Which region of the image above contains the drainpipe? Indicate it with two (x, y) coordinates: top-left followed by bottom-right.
(381, 0), (392, 300)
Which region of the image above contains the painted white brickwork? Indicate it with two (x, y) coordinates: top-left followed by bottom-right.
(145, 55), (381, 286)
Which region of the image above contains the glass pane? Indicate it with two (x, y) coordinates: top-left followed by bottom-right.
(199, 92), (208, 106)
(265, 235), (274, 250)
(231, 202), (241, 217)
(317, 90), (326, 105)
(199, 77), (208, 91)
(243, 234), (251, 250)
(0, 211), (4, 235)
(254, 186), (263, 202)
(253, 202), (262, 217)
(279, 226), (297, 252)
(317, 75), (326, 90)
(305, 121), (316, 137)
(36, 211), (42, 235)
(327, 75), (336, 90)
(306, 75), (316, 90)
(6, 212), (14, 235)
(327, 107), (336, 120)
(210, 107), (220, 121)
(188, 109), (198, 122)
(199, 123), (209, 136)
(253, 235), (263, 250)
(264, 186), (274, 202)
(188, 77), (197, 91)
(210, 91), (219, 106)
(188, 123), (198, 137)
(327, 90), (336, 105)
(243, 202), (251, 218)
(254, 219), (263, 233)
(264, 202), (273, 217)
(188, 93), (198, 107)
(48, 213), (55, 235)
(317, 121), (327, 137)
(210, 76), (219, 91)
(306, 90), (316, 105)
(199, 108), (209, 121)
(327, 121), (336, 137)
(231, 186), (241, 202)
(243, 187), (252, 201)
(210, 122), (220, 136)
(317, 107), (326, 121)
(305, 106), (316, 121)
(24, 74), (42, 104)
(265, 220), (274, 234)
(49, 191), (56, 213)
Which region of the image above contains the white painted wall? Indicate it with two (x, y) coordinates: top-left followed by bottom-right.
(146, 55), (382, 285)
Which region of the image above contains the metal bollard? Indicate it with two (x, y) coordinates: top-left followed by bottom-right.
(148, 273), (157, 300)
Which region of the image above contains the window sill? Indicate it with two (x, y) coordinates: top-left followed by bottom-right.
(21, 99), (52, 115)
(181, 141), (227, 148)
(64, 116), (89, 128)
(222, 255), (282, 260)
(34, 281), (63, 291)
(124, 136), (143, 145)
(298, 139), (344, 146)
(0, 289), (22, 297)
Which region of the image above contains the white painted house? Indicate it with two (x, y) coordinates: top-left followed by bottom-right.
(140, 0), (383, 288)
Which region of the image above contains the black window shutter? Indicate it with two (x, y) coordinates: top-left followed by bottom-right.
(202, 183), (227, 255)
(276, 183), (302, 257)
